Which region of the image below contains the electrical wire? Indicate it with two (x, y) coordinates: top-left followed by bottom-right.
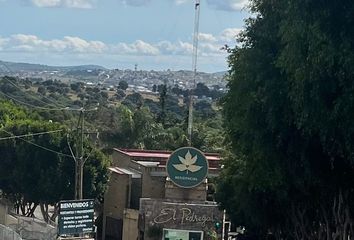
(0, 62), (98, 111)
(67, 133), (77, 162)
(0, 90), (71, 111)
(0, 129), (63, 140)
(0, 90), (97, 112)
(0, 62), (68, 108)
(83, 132), (99, 164)
(0, 128), (73, 158)
(2, 75), (66, 108)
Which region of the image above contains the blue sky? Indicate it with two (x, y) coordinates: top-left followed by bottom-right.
(0, 0), (250, 72)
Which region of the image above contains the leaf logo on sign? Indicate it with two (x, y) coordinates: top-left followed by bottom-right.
(173, 151), (202, 174)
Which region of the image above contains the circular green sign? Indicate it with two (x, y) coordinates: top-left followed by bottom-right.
(166, 147), (209, 188)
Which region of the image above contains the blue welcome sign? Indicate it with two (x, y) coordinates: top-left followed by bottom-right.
(166, 147), (208, 188)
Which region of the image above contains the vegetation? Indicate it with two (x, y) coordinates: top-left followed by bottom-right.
(0, 73), (225, 221)
(0, 101), (110, 221)
(217, 0), (354, 239)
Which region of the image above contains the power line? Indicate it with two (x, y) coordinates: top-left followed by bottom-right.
(0, 128), (73, 158)
(0, 90), (69, 111)
(2, 75), (66, 108)
(0, 90), (97, 112)
(0, 129), (63, 140)
(0, 62), (67, 108)
(0, 62), (100, 113)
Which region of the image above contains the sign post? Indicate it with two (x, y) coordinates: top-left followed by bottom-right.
(166, 147), (208, 188)
(58, 199), (95, 236)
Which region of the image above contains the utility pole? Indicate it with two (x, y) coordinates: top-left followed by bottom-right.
(74, 109), (84, 200)
(188, 0), (201, 146)
(67, 107), (98, 200)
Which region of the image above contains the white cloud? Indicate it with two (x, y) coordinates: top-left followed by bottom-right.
(174, 0), (188, 5)
(32, 0), (60, 7)
(28, 0), (248, 10)
(112, 40), (160, 55)
(219, 28), (242, 42)
(156, 40), (193, 55)
(199, 33), (217, 42)
(63, 36), (106, 52)
(119, 0), (151, 6)
(31, 0), (93, 8)
(0, 28), (241, 59)
(199, 43), (221, 54)
(206, 0), (248, 11)
(133, 40), (160, 55)
(0, 37), (9, 50)
(171, 0), (248, 11)
(12, 34), (41, 45)
(173, 0), (248, 11)
(4, 34), (106, 53)
(0, 31), (241, 71)
(117, 0), (247, 11)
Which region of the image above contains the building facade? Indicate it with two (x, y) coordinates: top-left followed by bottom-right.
(102, 148), (222, 240)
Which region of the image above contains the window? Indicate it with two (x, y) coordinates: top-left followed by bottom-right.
(163, 229), (203, 240)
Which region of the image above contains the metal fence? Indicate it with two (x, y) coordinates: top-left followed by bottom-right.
(0, 224), (23, 240)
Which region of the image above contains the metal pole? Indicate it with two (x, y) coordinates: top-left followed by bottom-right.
(222, 210), (226, 240)
(187, 0), (200, 146)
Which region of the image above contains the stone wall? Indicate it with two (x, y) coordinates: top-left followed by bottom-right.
(165, 179), (207, 201)
(140, 199), (223, 240)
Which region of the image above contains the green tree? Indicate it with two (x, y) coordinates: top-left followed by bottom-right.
(115, 89), (126, 100)
(194, 100), (215, 118)
(37, 86), (46, 95)
(122, 92), (144, 109)
(217, 0), (354, 239)
(89, 105), (134, 148)
(0, 100), (30, 126)
(118, 80), (128, 90)
(0, 117), (110, 222)
(157, 84), (167, 125)
(70, 82), (83, 92)
(131, 107), (163, 149)
(194, 82), (210, 98)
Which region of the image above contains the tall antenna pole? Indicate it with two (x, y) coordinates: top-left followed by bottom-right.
(188, 0), (200, 146)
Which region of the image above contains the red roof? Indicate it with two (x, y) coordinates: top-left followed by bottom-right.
(113, 148), (221, 169)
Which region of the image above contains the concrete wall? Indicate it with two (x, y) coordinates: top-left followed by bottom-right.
(111, 151), (165, 200)
(104, 172), (131, 219)
(0, 203), (7, 226)
(111, 151), (132, 168)
(122, 209), (139, 240)
(103, 172), (131, 240)
(141, 167), (165, 199)
(0, 199), (14, 226)
(0, 201), (8, 225)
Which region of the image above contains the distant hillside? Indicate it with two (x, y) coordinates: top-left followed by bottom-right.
(0, 60), (106, 72)
(0, 60), (227, 88)
(213, 71), (227, 77)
